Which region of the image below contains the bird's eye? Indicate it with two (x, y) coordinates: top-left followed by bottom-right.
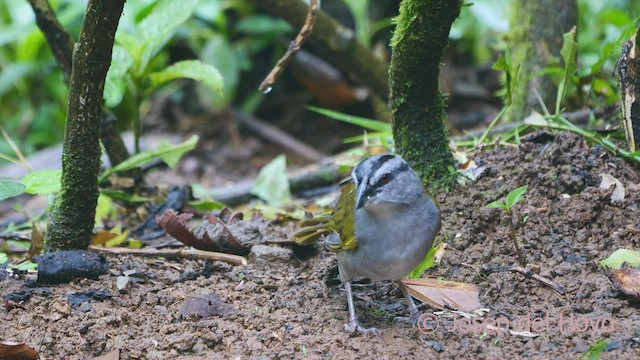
(380, 173), (392, 184)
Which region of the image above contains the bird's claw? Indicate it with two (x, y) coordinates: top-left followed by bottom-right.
(393, 311), (421, 327)
(344, 321), (381, 337)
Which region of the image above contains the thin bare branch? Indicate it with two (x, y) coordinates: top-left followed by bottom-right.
(259, 0), (318, 92)
(88, 245), (248, 266)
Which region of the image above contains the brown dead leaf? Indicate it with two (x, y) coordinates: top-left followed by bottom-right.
(179, 293), (236, 319)
(0, 341), (40, 360)
(600, 173), (625, 203)
(402, 278), (483, 312)
(604, 267), (640, 299)
(156, 210), (200, 246)
(29, 224), (44, 260)
(158, 209), (267, 254)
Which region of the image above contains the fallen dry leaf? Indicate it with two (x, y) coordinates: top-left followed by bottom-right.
(604, 267), (640, 299)
(179, 293), (236, 319)
(0, 341), (40, 360)
(600, 173), (625, 203)
(29, 224), (44, 260)
(402, 278), (483, 312)
(157, 209), (268, 254)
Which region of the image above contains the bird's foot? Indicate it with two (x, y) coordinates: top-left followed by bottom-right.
(393, 311), (421, 327)
(344, 321), (381, 337)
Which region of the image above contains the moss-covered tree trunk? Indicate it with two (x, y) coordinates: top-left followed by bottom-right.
(44, 0), (125, 252)
(28, 0), (133, 172)
(505, 0), (578, 121)
(390, 0), (461, 193)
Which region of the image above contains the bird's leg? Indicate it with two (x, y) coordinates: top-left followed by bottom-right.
(343, 281), (381, 336)
(393, 280), (421, 326)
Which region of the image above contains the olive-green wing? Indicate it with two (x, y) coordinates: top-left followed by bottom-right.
(325, 182), (358, 252)
(291, 182), (358, 252)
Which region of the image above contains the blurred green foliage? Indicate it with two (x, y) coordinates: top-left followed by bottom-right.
(1, 0), (639, 167)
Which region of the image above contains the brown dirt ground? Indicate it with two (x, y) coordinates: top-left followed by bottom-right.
(1, 132), (639, 359)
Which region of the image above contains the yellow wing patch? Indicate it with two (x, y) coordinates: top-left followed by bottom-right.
(291, 182), (358, 252)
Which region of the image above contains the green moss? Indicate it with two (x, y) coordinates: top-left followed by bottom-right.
(389, 0), (462, 193)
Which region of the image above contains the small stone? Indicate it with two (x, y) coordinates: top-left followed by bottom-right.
(248, 245), (293, 265)
(426, 340), (445, 353)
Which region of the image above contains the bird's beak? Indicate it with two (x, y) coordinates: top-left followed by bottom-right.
(355, 176), (369, 209)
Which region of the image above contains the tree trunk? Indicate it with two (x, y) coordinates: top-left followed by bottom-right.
(45, 0), (125, 252)
(390, 0), (461, 193)
(506, 0), (578, 121)
(27, 0), (133, 171)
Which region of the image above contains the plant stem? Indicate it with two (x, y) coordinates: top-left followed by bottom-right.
(508, 209), (526, 266)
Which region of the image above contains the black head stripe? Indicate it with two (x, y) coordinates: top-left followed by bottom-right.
(367, 154), (395, 176)
(356, 156), (410, 209)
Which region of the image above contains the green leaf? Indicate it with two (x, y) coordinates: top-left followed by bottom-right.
(234, 15), (291, 35)
(100, 190), (150, 203)
(149, 60), (223, 94)
(0, 253), (8, 264)
(492, 51), (512, 104)
(599, 249), (640, 269)
(136, 0), (201, 73)
(406, 243), (441, 279)
(579, 340), (608, 360)
(556, 27), (578, 114)
(251, 154), (291, 207)
(155, 137), (197, 168)
(187, 199), (225, 211)
(21, 170), (61, 195)
(104, 45), (133, 107)
(0, 181), (26, 201)
(307, 106), (391, 132)
(99, 135), (198, 181)
(16, 261), (37, 271)
(486, 201), (508, 210)
(505, 185), (528, 209)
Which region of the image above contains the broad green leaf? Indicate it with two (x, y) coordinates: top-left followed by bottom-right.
(406, 242), (442, 279)
(599, 249), (640, 269)
(505, 185), (528, 209)
(104, 45), (133, 107)
(251, 154), (291, 207)
(0, 253), (7, 264)
(0, 181), (26, 201)
(16, 261), (37, 271)
(187, 199), (225, 211)
(523, 111), (548, 127)
(234, 15), (291, 35)
(136, 0), (200, 73)
(579, 340), (608, 360)
(556, 27), (578, 114)
(197, 35), (239, 109)
(149, 60), (223, 95)
(21, 170), (61, 195)
(99, 135), (198, 181)
(307, 106), (391, 132)
(486, 201), (508, 210)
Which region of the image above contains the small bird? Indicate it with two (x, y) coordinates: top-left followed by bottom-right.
(293, 154), (441, 336)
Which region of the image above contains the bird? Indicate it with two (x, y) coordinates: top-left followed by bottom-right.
(293, 153), (441, 336)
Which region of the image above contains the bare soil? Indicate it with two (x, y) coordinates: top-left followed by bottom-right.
(1, 132), (639, 359)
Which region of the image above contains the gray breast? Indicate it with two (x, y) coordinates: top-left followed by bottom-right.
(337, 195), (440, 282)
